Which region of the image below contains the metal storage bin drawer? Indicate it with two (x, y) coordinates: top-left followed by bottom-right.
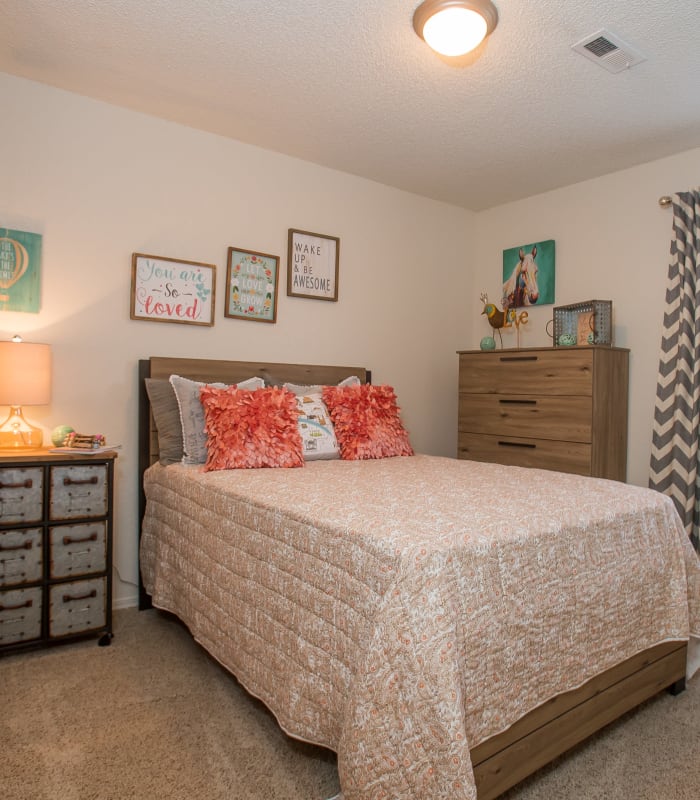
(0, 467), (43, 524)
(49, 577), (106, 638)
(50, 522), (106, 579)
(49, 464), (108, 520)
(0, 527), (43, 587)
(0, 586), (42, 644)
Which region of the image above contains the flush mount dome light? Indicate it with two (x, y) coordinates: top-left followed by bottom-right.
(413, 0), (498, 57)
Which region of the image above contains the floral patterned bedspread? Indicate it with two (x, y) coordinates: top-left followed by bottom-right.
(140, 454), (700, 800)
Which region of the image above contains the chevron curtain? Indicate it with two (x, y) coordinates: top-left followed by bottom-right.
(650, 189), (700, 552)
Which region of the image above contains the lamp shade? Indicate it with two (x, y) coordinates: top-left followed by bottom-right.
(0, 341), (52, 405)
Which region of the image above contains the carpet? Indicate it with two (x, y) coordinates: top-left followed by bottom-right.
(1, 608), (698, 799)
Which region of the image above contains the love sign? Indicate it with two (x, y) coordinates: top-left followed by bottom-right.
(130, 253), (216, 326)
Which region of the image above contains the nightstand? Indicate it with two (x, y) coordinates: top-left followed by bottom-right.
(0, 449), (117, 654)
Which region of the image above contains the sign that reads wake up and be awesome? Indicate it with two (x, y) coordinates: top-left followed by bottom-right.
(288, 230), (339, 301)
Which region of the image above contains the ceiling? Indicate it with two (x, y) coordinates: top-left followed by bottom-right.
(2, 0), (699, 211)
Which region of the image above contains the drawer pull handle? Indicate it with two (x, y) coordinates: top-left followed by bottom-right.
(63, 589), (97, 603)
(63, 532), (98, 545)
(0, 479), (33, 489)
(63, 476), (99, 486)
(0, 598), (33, 611)
(0, 540), (33, 552)
(498, 398), (537, 405)
(497, 440), (537, 449)
(499, 356), (538, 363)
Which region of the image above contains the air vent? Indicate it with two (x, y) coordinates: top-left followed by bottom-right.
(572, 29), (646, 74)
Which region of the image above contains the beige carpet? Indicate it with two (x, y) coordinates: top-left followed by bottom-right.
(1, 608), (698, 799)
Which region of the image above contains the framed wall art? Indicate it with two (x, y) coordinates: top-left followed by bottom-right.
(287, 228), (339, 301)
(130, 253), (215, 326)
(502, 239), (555, 309)
(0, 228), (42, 313)
(225, 247), (279, 323)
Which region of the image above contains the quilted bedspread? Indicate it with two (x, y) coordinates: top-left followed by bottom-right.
(140, 454), (700, 800)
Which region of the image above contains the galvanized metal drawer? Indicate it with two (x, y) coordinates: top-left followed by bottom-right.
(49, 577), (106, 638)
(49, 464), (108, 520)
(0, 467), (43, 524)
(49, 522), (106, 579)
(0, 527), (43, 587)
(0, 586), (42, 644)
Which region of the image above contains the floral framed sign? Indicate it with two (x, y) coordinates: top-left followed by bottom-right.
(130, 253), (215, 326)
(225, 247), (279, 323)
(287, 229), (339, 301)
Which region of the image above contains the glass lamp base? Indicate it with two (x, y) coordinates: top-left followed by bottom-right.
(0, 406), (44, 449)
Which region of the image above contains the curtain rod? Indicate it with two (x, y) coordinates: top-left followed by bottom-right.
(659, 195), (672, 207)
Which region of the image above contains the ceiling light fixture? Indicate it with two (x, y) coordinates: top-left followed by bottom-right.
(413, 0), (498, 57)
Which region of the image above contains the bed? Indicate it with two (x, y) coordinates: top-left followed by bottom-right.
(137, 356), (700, 800)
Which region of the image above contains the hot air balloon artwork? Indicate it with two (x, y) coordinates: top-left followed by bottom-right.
(0, 229), (42, 313)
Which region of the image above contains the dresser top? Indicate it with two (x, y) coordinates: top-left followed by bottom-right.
(0, 448), (119, 464)
(457, 345), (630, 355)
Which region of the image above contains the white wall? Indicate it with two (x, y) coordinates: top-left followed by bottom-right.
(470, 147), (700, 488)
(1, 73), (474, 607)
(5, 70), (699, 610)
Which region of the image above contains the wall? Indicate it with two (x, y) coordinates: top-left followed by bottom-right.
(470, 147), (700, 487)
(1, 73), (474, 607)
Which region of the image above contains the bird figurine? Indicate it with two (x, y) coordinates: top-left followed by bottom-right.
(480, 292), (507, 347)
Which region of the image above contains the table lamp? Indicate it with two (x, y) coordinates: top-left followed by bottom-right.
(0, 337), (52, 449)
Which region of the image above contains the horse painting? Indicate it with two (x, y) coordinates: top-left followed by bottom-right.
(502, 245), (539, 309)
(502, 240), (555, 309)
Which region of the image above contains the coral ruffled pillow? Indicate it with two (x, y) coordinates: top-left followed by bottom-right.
(322, 384), (413, 460)
(200, 385), (303, 471)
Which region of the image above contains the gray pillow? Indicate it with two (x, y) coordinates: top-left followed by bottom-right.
(144, 378), (183, 466)
(169, 374), (265, 464)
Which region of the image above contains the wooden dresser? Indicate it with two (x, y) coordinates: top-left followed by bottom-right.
(457, 346), (629, 480)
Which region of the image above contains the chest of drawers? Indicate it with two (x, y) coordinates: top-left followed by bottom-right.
(0, 450), (117, 653)
(457, 346), (629, 480)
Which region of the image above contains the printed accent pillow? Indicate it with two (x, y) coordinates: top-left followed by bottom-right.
(283, 375), (361, 395)
(144, 378), (183, 465)
(295, 392), (340, 461)
(170, 374), (265, 464)
(322, 384), (414, 460)
(200, 385), (304, 471)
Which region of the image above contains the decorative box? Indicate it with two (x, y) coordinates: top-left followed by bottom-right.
(553, 300), (613, 347)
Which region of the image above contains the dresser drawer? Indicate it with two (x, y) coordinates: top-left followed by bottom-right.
(50, 522), (106, 579)
(459, 394), (592, 442)
(49, 464), (108, 520)
(49, 577), (106, 638)
(0, 586), (42, 644)
(0, 467), (43, 524)
(459, 350), (594, 395)
(458, 432), (592, 475)
(0, 528), (43, 587)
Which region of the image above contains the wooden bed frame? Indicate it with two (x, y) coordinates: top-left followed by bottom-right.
(137, 355), (687, 800)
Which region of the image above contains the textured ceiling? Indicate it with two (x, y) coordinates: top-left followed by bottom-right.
(2, 0), (699, 210)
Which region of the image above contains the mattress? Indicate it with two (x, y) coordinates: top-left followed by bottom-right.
(140, 454), (700, 800)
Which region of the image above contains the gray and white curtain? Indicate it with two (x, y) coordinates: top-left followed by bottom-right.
(649, 189), (700, 552)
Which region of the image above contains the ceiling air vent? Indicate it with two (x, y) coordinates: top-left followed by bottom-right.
(572, 29), (646, 73)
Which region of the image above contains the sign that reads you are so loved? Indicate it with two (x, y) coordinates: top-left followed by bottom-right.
(287, 229), (339, 301)
(130, 253), (216, 326)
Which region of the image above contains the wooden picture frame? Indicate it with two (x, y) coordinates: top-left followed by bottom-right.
(287, 229), (339, 301)
(130, 253), (215, 326)
(225, 247), (279, 323)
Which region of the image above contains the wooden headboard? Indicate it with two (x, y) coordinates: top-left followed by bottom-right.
(137, 356), (370, 607)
